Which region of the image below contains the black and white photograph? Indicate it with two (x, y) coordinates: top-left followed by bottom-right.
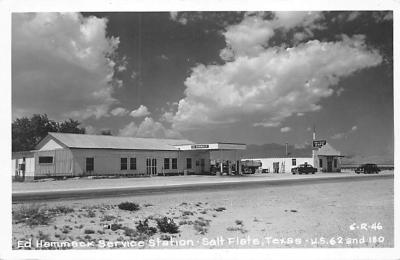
(1, 0), (398, 259)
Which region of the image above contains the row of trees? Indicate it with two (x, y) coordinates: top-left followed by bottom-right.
(12, 114), (86, 152)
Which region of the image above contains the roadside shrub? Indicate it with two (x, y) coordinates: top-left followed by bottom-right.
(193, 217), (211, 235)
(86, 209), (96, 218)
(84, 229), (95, 234)
(156, 217), (179, 234)
(235, 220), (243, 226)
(13, 204), (52, 226)
(122, 226), (137, 237)
(214, 207), (226, 212)
(118, 202), (140, 212)
(136, 219), (157, 236)
(48, 206), (74, 215)
(101, 215), (116, 221)
(182, 210), (194, 216)
(110, 223), (123, 231)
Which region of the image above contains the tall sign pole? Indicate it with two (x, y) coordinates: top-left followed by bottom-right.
(312, 125), (317, 168)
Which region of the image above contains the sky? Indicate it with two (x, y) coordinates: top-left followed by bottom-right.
(12, 11), (393, 161)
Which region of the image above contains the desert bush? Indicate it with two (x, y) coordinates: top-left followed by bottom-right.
(235, 220), (243, 226)
(193, 217), (211, 235)
(136, 219), (157, 236)
(13, 204), (52, 226)
(117, 202), (140, 211)
(86, 209), (96, 218)
(110, 223), (123, 231)
(122, 226), (137, 237)
(84, 229), (95, 234)
(214, 207), (226, 212)
(182, 210), (194, 216)
(156, 217), (179, 234)
(101, 215), (116, 221)
(48, 206), (74, 214)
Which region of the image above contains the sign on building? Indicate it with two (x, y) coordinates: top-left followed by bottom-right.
(190, 144), (210, 149)
(313, 140), (326, 148)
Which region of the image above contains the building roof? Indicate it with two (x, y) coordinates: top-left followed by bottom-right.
(317, 143), (341, 156)
(36, 133), (194, 151)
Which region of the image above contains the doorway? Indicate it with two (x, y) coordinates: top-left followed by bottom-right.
(327, 160), (333, 172)
(273, 162), (279, 173)
(146, 158), (157, 176)
(86, 157), (94, 173)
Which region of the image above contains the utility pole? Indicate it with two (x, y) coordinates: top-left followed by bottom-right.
(312, 124), (317, 168)
(285, 142), (288, 157)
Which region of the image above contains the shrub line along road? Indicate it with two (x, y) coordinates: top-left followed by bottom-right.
(12, 171), (393, 203)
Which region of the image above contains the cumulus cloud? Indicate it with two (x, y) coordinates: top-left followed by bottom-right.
(280, 126), (291, 133)
(110, 107), (129, 116)
(170, 35), (381, 130)
(12, 13), (121, 120)
(331, 125), (358, 139)
(220, 12), (323, 60)
(130, 105), (151, 118)
(119, 117), (182, 138)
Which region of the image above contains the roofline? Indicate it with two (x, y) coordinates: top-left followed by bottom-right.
(69, 147), (179, 151)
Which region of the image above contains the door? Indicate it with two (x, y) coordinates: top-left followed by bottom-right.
(273, 162), (279, 173)
(327, 161), (333, 172)
(200, 159), (205, 173)
(147, 158), (157, 176)
(86, 157), (94, 173)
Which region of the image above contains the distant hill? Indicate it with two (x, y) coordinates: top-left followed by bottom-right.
(243, 143), (312, 158)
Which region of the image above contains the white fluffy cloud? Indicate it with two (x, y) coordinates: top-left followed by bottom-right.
(280, 126), (291, 133)
(168, 13), (382, 131)
(331, 125), (358, 140)
(110, 107), (129, 116)
(119, 117), (182, 138)
(12, 13), (120, 120)
(130, 105), (151, 118)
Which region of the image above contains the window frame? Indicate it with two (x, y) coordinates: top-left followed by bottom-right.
(164, 158), (170, 170)
(120, 157), (128, 170)
(172, 158), (178, 169)
(39, 156), (53, 164)
(186, 158), (192, 169)
(292, 159), (296, 166)
(130, 158), (137, 170)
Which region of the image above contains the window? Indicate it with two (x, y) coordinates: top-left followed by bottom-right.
(186, 158), (192, 169)
(121, 158), (128, 170)
(172, 158), (177, 169)
(334, 159), (337, 168)
(292, 159), (296, 166)
(164, 158), (170, 170)
(319, 159), (323, 168)
(39, 156), (53, 164)
(130, 158), (136, 170)
(86, 157), (94, 172)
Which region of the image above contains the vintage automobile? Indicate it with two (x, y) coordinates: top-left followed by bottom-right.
(291, 163), (317, 175)
(355, 163), (380, 174)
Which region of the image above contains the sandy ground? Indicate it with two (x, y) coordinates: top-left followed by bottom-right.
(12, 176), (393, 249)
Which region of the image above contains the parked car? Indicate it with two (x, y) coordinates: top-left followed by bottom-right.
(355, 164), (380, 174)
(291, 164), (317, 175)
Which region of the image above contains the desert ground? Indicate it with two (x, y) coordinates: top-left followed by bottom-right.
(12, 174), (393, 249)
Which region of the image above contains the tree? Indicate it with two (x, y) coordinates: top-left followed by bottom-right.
(12, 114), (86, 152)
(58, 119), (86, 134)
(100, 129), (112, 135)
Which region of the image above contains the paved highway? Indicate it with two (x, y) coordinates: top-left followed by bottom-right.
(12, 173), (393, 203)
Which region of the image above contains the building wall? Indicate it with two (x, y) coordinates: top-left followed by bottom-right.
(12, 155), (35, 180)
(39, 139), (64, 151)
(247, 157), (314, 173)
(35, 149), (74, 177)
(70, 148), (211, 176)
(317, 156), (341, 172)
